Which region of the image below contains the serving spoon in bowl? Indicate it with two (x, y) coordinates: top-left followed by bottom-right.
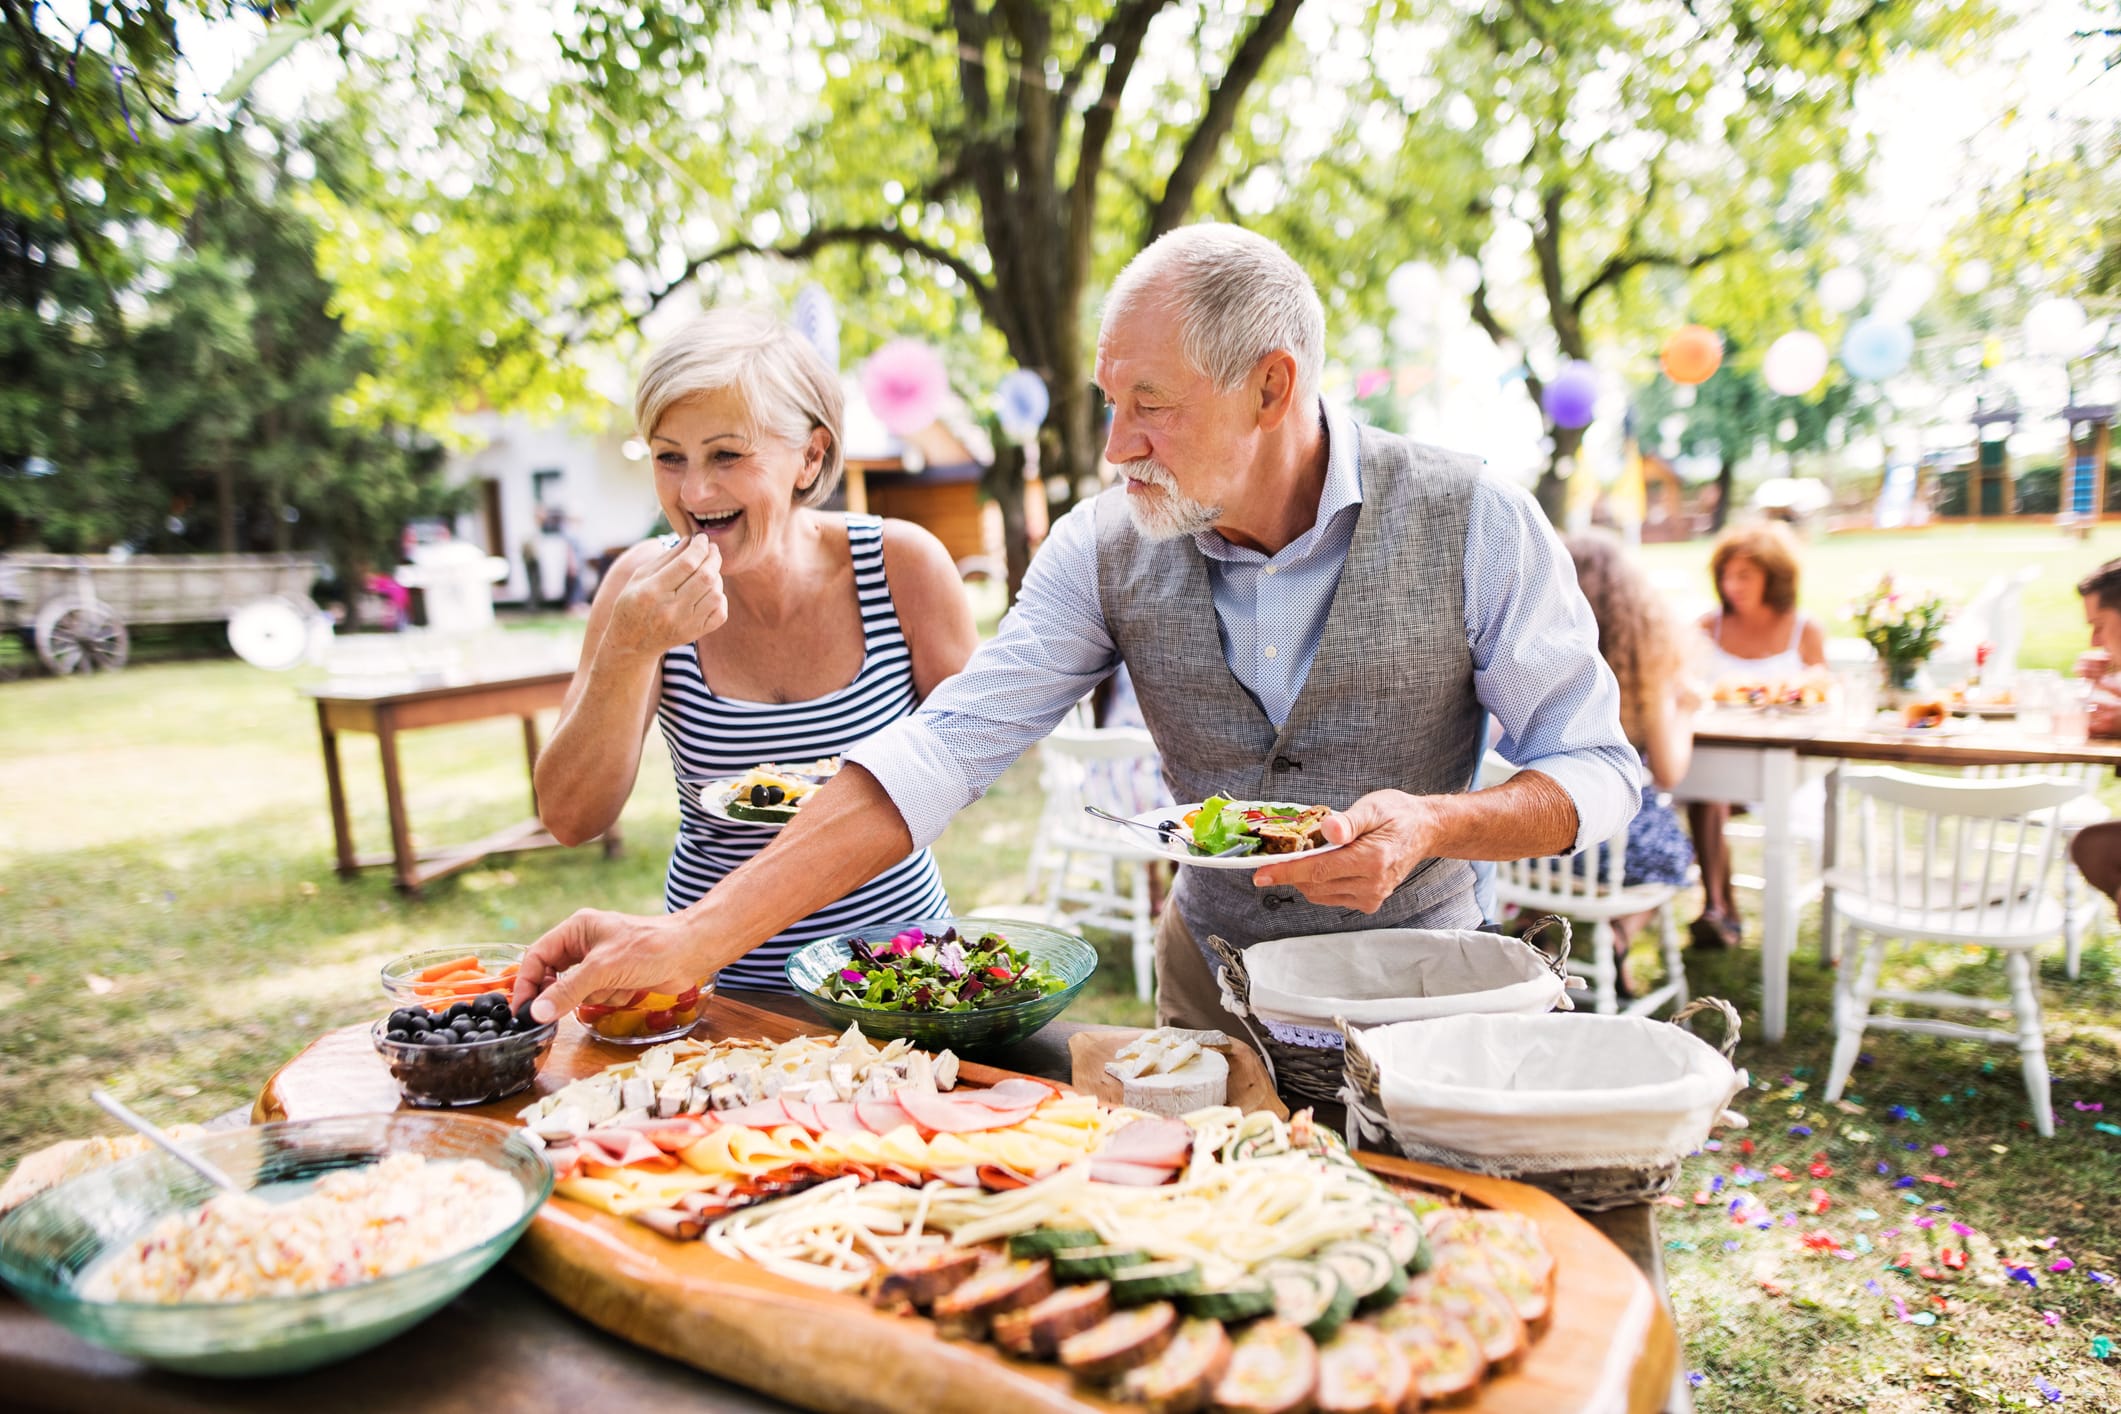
(91, 1088), (242, 1195)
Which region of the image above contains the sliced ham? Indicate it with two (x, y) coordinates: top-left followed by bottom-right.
(634, 1207), (705, 1241)
(813, 1101), (866, 1134)
(971, 1078), (1060, 1109)
(896, 1088), (1034, 1135)
(715, 1099), (793, 1130)
(779, 1098), (824, 1134)
(1099, 1117), (1196, 1168)
(574, 1129), (670, 1169)
(610, 1116), (716, 1152)
(1089, 1158), (1183, 1187)
(856, 1097), (914, 1134)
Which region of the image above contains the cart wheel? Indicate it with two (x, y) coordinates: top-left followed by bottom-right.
(34, 596), (129, 674)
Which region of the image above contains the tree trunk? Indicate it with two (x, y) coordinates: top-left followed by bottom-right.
(981, 441), (1031, 599)
(1712, 452), (1735, 532)
(1534, 423), (1582, 525)
(214, 449), (238, 553)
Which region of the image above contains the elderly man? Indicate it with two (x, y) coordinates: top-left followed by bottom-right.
(515, 224), (1640, 1031)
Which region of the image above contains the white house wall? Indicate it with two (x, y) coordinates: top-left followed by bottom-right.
(446, 411), (663, 602)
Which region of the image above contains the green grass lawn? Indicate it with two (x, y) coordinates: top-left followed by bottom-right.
(5, 537), (2121, 1410)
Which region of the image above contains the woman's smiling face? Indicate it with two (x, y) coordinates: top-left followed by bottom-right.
(649, 386), (826, 575)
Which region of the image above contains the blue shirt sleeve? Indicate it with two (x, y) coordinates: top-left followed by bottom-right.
(1464, 478), (1642, 852)
(843, 497), (1121, 850)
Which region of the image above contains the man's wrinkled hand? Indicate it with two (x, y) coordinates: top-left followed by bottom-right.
(1247, 790), (1436, 913)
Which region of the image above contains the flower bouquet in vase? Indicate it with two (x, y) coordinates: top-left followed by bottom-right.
(1849, 576), (1950, 707)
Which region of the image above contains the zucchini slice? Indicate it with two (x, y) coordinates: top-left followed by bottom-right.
(1110, 1258), (1202, 1306)
(1259, 1260), (1355, 1342)
(1318, 1240), (1408, 1313)
(1184, 1278), (1277, 1323)
(724, 800), (799, 823)
(1052, 1244), (1151, 1281)
(1009, 1227), (1103, 1259)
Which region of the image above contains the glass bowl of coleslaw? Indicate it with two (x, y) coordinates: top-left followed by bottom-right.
(0, 1112), (551, 1376)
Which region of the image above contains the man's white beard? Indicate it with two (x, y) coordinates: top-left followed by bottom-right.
(1120, 459), (1222, 541)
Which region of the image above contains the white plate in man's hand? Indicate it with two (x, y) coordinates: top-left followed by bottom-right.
(1121, 802), (1347, 869)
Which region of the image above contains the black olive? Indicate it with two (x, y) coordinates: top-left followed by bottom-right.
(419, 1031), (452, 1046)
(515, 1002), (541, 1027)
(478, 991), (509, 1013)
(750, 784), (769, 806)
(386, 1029), (410, 1043)
(763, 785), (785, 805)
(442, 1002), (470, 1022)
(1157, 820), (1178, 833)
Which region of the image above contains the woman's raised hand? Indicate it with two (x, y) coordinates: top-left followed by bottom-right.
(606, 533), (728, 659)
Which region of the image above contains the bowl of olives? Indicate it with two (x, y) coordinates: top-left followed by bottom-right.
(373, 993), (556, 1108)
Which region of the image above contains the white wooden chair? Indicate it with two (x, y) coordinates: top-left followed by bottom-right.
(1820, 766), (2086, 1137)
(1481, 755), (1687, 1017)
(1009, 722), (1166, 1001)
(1964, 761), (2110, 980)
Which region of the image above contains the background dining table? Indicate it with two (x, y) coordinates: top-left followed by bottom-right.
(1672, 708), (2121, 1044)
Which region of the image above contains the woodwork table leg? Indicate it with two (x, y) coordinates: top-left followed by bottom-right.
(317, 702), (357, 879)
(375, 711), (420, 896)
(1818, 764), (1840, 965)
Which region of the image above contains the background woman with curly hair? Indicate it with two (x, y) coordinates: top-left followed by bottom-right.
(1561, 530), (1699, 993)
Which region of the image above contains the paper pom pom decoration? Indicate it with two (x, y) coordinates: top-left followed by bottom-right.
(995, 368), (1050, 441)
(861, 339), (949, 437)
(1818, 267), (1867, 315)
(1763, 331), (1831, 396)
(1841, 317), (1914, 381)
(791, 284), (839, 370)
(1542, 361), (1600, 429)
(1660, 325), (1724, 386)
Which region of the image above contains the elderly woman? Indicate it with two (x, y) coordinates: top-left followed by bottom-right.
(533, 307), (977, 993)
(1689, 522), (1825, 948)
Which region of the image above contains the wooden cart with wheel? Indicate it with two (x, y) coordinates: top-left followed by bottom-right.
(0, 551), (322, 675)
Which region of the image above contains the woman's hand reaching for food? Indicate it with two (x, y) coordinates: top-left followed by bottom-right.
(511, 908), (707, 1024)
(604, 533), (728, 661)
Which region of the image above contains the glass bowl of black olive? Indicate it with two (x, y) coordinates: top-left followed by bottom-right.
(372, 992), (557, 1108)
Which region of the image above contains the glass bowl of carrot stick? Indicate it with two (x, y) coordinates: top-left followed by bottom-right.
(378, 947), (526, 1014)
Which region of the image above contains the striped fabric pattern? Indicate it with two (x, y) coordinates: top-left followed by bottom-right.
(655, 515), (951, 990)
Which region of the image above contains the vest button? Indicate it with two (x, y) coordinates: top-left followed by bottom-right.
(1271, 756), (1301, 772)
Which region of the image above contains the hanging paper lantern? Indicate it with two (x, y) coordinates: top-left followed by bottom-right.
(1542, 360), (1600, 429)
(1818, 266), (1867, 315)
(2025, 297), (2090, 358)
(1354, 368), (1393, 400)
(1841, 317), (1914, 381)
(1762, 331), (1830, 397)
(861, 339), (949, 437)
(995, 368), (1050, 442)
(790, 284), (839, 371)
(1659, 325), (1724, 386)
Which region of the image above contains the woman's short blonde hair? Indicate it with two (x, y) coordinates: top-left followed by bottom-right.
(633, 307), (846, 508)
(1708, 522), (1802, 615)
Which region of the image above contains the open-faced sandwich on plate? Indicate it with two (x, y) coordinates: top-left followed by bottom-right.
(720, 766), (822, 824)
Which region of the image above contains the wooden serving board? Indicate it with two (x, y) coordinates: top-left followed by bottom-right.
(258, 997), (1675, 1414)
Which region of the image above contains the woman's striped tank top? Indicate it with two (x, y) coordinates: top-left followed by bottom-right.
(655, 514), (951, 990)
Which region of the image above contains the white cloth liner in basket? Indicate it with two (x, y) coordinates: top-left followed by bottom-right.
(1216, 922), (1575, 1052)
(1340, 1006), (1748, 1175)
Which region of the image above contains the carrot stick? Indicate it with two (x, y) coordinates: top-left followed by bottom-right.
(415, 954), (481, 982)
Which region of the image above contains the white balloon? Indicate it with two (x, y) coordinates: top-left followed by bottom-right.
(1877, 266), (1937, 320)
(1386, 262), (1430, 310)
(1818, 267), (1867, 315)
(1762, 331), (1831, 396)
(2025, 296), (2090, 358)
(1952, 259), (1992, 296)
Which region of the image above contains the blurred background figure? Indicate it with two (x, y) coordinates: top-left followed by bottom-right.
(1688, 523), (1824, 948)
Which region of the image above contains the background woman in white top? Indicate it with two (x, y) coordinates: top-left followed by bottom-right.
(1689, 522), (1825, 949)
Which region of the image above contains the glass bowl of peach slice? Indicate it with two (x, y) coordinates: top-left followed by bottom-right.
(574, 980), (713, 1045)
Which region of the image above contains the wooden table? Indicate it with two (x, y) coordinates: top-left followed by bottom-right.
(302, 671), (618, 895)
(1675, 711), (2121, 1044)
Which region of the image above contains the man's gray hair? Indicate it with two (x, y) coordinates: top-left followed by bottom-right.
(1104, 224), (1325, 399)
(633, 307), (845, 508)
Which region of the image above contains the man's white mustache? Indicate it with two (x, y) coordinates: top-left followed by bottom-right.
(1121, 459), (1176, 490)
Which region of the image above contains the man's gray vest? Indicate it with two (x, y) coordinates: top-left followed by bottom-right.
(1095, 423), (1485, 952)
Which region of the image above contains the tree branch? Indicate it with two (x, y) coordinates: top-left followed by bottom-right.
(1572, 241), (1738, 316)
(1148, 0), (1305, 240)
(1064, 0), (1168, 309)
(1469, 279), (1542, 408)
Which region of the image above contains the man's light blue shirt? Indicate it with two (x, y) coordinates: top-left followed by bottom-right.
(848, 402), (1640, 856)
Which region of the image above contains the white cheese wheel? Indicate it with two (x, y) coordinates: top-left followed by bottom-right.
(1112, 1047), (1229, 1117)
